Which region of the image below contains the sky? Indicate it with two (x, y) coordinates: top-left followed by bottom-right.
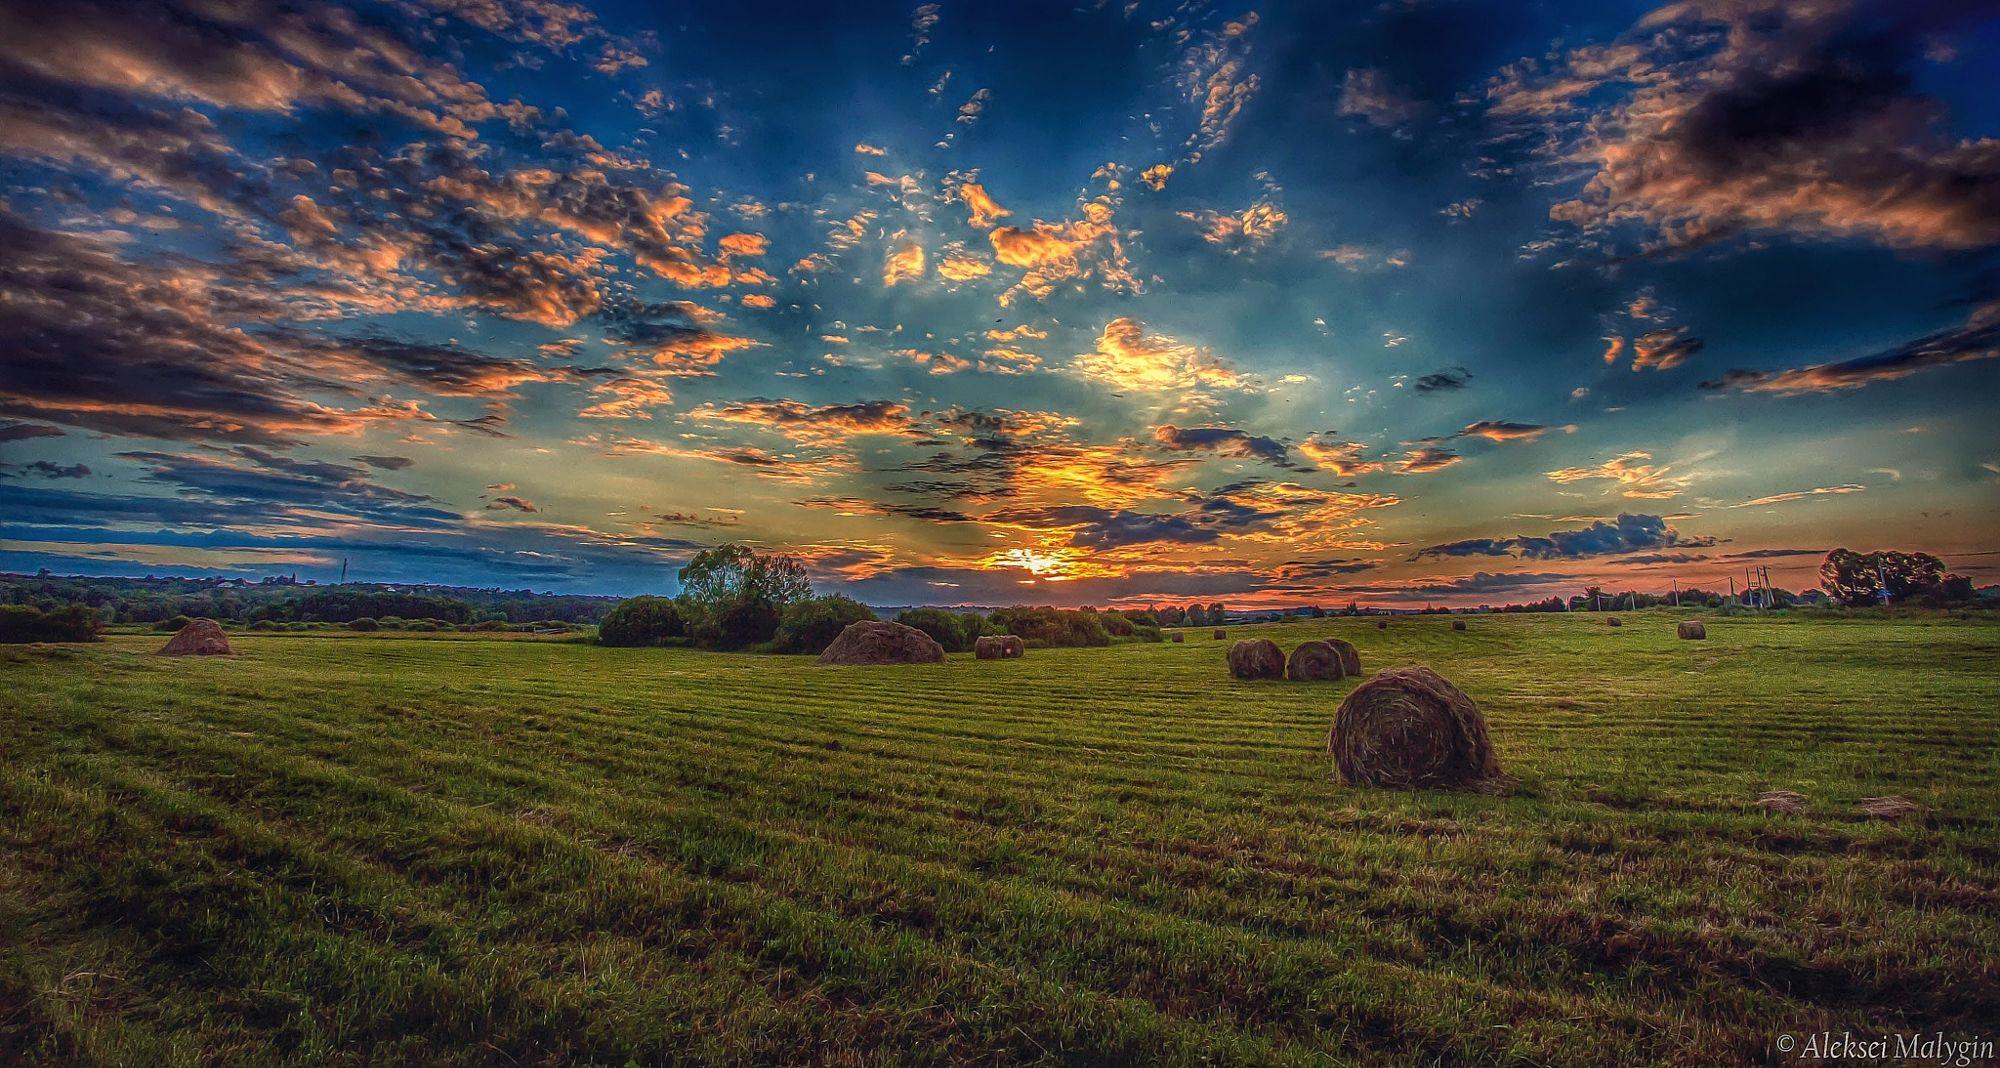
(1, 0), (1997, 607)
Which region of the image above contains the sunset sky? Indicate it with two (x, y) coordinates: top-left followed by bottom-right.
(1, 0), (1996, 607)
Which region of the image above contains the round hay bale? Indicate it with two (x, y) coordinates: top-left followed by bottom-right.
(1170, 631), (1185, 643)
(974, 634), (1025, 660)
(1606, 616), (1622, 627)
(1323, 638), (1362, 676)
(1285, 640), (1345, 682)
(1226, 638), (1284, 679)
(1212, 628), (1228, 640)
(816, 620), (944, 665)
(1328, 666), (1502, 790)
(1677, 620), (1707, 640)
(1451, 620), (1466, 631)
(158, 618), (233, 656)
(1375, 619), (1388, 629)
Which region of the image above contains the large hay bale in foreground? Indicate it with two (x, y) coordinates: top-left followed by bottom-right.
(1677, 620), (1707, 640)
(1324, 638), (1362, 676)
(1606, 616), (1622, 627)
(159, 618), (233, 656)
(1329, 666), (1502, 791)
(816, 620), (944, 665)
(1226, 638), (1284, 679)
(1285, 640), (1345, 682)
(1451, 620), (1466, 631)
(974, 634), (1024, 660)
(1212, 628), (1228, 640)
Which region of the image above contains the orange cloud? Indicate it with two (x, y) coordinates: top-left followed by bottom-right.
(883, 240), (925, 286)
(1546, 452), (1692, 499)
(960, 182), (1010, 229)
(1072, 316), (1251, 393)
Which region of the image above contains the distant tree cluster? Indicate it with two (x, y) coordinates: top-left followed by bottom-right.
(1820, 549), (1973, 607)
(0, 604), (102, 643)
(0, 573), (617, 627)
(1148, 602), (1227, 627)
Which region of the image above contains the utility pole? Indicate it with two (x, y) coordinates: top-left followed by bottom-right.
(340, 558), (348, 585)
(1671, 578), (1680, 607)
(1877, 559), (1893, 606)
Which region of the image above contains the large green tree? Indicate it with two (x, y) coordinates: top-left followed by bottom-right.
(677, 545), (812, 610)
(1819, 548), (1947, 606)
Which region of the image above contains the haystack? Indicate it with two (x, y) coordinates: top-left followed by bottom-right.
(1212, 628), (1228, 640)
(1857, 796), (1920, 821)
(1329, 666), (1502, 791)
(1284, 640), (1345, 682)
(1677, 620), (1707, 640)
(159, 618), (233, 656)
(1226, 638), (1284, 679)
(1606, 616), (1622, 627)
(1451, 620), (1466, 631)
(816, 620), (944, 665)
(1754, 789), (1806, 814)
(974, 634), (1025, 660)
(1170, 632), (1185, 643)
(1375, 619), (1388, 629)
(1324, 637), (1362, 676)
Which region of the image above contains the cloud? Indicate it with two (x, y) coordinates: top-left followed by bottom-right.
(1298, 436), (1385, 477)
(352, 455), (414, 470)
(1338, 68), (1427, 130)
(1072, 317), (1251, 393)
(1545, 452), (1691, 499)
(1497, 1), (2000, 252)
(1415, 513), (1714, 560)
(883, 239), (926, 286)
(1412, 367), (1472, 393)
(1180, 200), (1287, 249)
(486, 495), (539, 513)
(8, 461), (91, 480)
(1179, 12), (1261, 155)
(1153, 424), (1295, 467)
(0, 421), (64, 442)
(795, 496), (974, 523)
(1396, 447), (1460, 474)
(986, 504), (1224, 550)
(960, 183), (1010, 229)
(1733, 484), (1866, 508)
(1458, 420), (1551, 442)
(1701, 312), (1999, 394)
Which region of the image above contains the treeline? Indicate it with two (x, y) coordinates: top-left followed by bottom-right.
(596, 545), (1184, 655)
(0, 573), (617, 627)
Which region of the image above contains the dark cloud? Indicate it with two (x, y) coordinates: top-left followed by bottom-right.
(486, 495), (539, 513)
(1457, 420), (1548, 442)
(986, 505), (1224, 550)
(1396, 446), (1461, 474)
(1414, 513), (1715, 561)
(1413, 367), (1471, 393)
(796, 496), (974, 523)
(0, 421), (64, 442)
(1153, 424), (1297, 467)
(15, 461), (91, 480)
(352, 455), (415, 470)
(1701, 313), (1999, 395)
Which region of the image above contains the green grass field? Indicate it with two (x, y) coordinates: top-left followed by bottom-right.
(3, 613), (1996, 1065)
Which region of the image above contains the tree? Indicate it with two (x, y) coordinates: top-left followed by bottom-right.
(597, 596), (686, 647)
(701, 596), (783, 650)
(677, 544), (811, 611)
(1820, 548), (1946, 606)
(1206, 602), (1225, 624)
(897, 607), (978, 652)
(774, 596), (875, 654)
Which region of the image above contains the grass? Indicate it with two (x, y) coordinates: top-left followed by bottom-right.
(2, 612), (1996, 1065)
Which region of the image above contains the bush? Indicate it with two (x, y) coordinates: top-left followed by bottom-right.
(0, 604), (102, 643)
(1099, 611), (1135, 637)
(989, 606), (1111, 648)
(348, 617), (380, 632)
(405, 620), (438, 632)
(896, 607), (979, 652)
(155, 615), (193, 632)
(775, 596), (876, 654)
(378, 616), (406, 629)
(250, 620), (279, 631)
(597, 596), (686, 647)
(693, 595), (782, 651)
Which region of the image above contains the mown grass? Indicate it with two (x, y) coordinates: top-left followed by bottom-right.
(2, 612), (1996, 1065)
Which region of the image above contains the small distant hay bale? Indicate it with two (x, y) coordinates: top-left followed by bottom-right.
(1375, 619), (1388, 629)
(1212, 628), (1228, 640)
(1606, 616), (1622, 627)
(974, 634), (1024, 660)
(1451, 620), (1466, 631)
(1323, 638), (1362, 676)
(1857, 796), (1920, 821)
(1226, 638), (1284, 679)
(816, 620), (944, 665)
(1329, 666), (1503, 791)
(1677, 620), (1707, 640)
(1170, 631), (1185, 643)
(159, 618), (233, 657)
(1285, 640), (1345, 682)
(1754, 789), (1806, 815)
